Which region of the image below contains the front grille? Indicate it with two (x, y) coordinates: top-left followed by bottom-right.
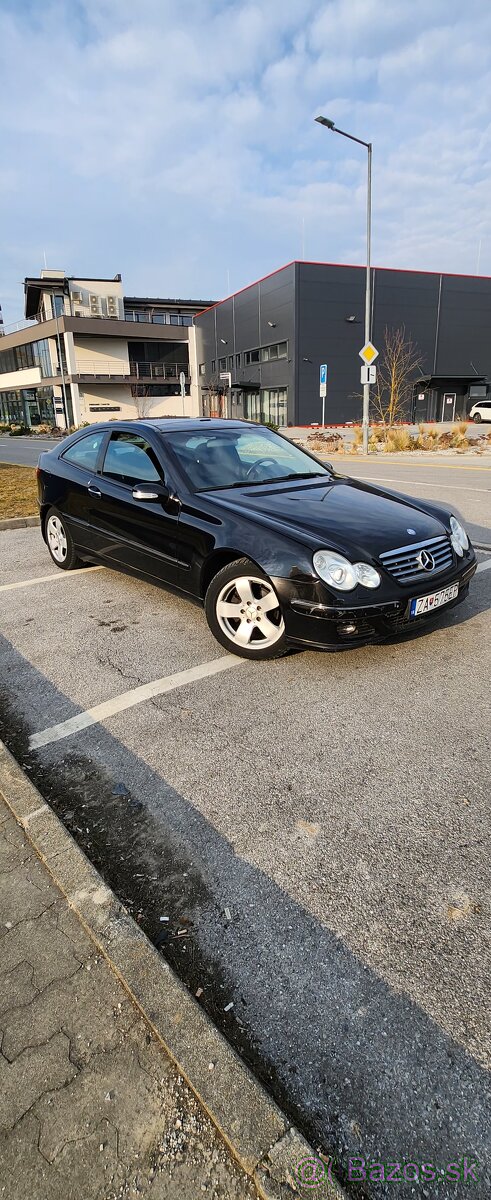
(379, 535), (454, 583)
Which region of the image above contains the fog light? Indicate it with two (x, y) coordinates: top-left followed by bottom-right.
(338, 622), (358, 636)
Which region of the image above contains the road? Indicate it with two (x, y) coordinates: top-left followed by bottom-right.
(0, 436), (59, 466)
(0, 518), (490, 1199)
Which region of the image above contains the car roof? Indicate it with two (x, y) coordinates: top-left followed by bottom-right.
(73, 418), (258, 436)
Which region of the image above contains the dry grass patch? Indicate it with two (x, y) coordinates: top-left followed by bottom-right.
(0, 463), (38, 519)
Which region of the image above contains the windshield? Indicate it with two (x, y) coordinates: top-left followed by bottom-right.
(164, 427), (331, 491)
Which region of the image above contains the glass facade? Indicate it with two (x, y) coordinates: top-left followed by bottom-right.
(0, 338), (52, 378)
(243, 388), (288, 426)
(0, 386), (55, 426)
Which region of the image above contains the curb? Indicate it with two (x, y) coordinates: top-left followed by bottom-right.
(0, 739), (344, 1200)
(0, 514), (40, 531)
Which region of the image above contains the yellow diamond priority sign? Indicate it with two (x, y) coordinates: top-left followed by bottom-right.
(359, 341), (379, 365)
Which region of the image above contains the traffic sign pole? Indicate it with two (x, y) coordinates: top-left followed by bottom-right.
(319, 364), (328, 427)
(362, 142), (372, 455)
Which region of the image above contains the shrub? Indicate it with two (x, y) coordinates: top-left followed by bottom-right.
(415, 425), (439, 450)
(369, 426), (386, 444)
(8, 424), (30, 436)
(450, 423), (469, 449)
(384, 429), (415, 452)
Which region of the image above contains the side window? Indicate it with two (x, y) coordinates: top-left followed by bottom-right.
(101, 431), (163, 486)
(62, 431), (105, 472)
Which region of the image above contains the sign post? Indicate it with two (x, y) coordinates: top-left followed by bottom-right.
(219, 371), (232, 419)
(179, 370), (186, 416)
(358, 343), (378, 446)
(319, 363), (328, 427)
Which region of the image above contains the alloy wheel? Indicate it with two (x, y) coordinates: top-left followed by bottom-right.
(47, 514), (68, 563)
(215, 574), (284, 650)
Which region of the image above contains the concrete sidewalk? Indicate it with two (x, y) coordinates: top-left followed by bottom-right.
(0, 793), (259, 1200)
(0, 742), (341, 1200)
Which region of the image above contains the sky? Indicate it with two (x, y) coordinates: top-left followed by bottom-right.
(1, 0), (491, 323)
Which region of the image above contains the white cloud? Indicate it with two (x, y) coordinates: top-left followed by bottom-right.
(0, 0), (490, 320)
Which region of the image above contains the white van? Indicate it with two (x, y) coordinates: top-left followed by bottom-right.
(469, 399), (491, 422)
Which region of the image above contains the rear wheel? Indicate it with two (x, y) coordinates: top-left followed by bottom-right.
(205, 558), (288, 660)
(45, 508), (81, 570)
(473, 412), (482, 423)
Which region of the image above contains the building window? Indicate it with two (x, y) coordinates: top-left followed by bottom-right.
(0, 337), (52, 379)
(260, 341), (288, 362)
(211, 359), (216, 373)
(228, 355), (233, 370)
(243, 388), (288, 426)
(199, 363), (206, 376)
(244, 349), (260, 365)
(218, 357), (227, 370)
(235, 353), (241, 368)
(0, 385), (56, 426)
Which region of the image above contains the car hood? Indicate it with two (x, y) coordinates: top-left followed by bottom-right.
(210, 476), (448, 558)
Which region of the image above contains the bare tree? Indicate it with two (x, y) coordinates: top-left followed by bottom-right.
(201, 372), (223, 417)
(131, 385), (154, 418)
(370, 326), (424, 433)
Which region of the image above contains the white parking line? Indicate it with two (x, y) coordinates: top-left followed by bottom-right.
(28, 655), (242, 749)
(346, 474), (489, 493)
(476, 558), (491, 572)
(0, 566), (104, 593)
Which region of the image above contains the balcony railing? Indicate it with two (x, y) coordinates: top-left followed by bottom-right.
(1, 318), (39, 336)
(73, 360), (189, 380)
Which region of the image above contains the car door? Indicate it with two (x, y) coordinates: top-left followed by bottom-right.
(87, 429), (183, 584)
(51, 429), (108, 553)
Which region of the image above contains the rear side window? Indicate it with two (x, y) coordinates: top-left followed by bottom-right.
(61, 431), (105, 472)
(102, 431), (163, 486)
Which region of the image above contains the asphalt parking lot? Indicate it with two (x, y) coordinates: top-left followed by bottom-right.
(1, 512), (490, 1196)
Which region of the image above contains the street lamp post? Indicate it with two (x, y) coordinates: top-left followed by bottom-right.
(315, 116), (372, 454)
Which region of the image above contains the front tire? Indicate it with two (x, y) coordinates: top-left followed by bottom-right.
(45, 508), (81, 570)
(473, 412), (482, 423)
(205, 558), (288, 660)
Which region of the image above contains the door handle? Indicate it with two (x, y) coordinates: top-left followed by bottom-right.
(87, 483), (102, 497)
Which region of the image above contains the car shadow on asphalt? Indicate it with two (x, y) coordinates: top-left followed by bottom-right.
(0, 634), (490, 1199)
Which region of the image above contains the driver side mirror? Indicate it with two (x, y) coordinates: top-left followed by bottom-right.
(132, 482), (170, 504)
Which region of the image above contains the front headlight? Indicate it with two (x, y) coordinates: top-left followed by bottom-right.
(450, 515), (469, 557)
(313, 550), (381, 591)
(353, 561), (382, 589)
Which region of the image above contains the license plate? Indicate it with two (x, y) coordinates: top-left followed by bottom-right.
(410, 583), (459, 618)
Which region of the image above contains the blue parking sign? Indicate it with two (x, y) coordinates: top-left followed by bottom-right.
(320, 363), (327, 385)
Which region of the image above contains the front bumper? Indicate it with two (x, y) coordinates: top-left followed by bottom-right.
(273, 553), (477, 650)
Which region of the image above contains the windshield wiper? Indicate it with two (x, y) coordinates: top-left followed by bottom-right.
(196, 479), (265, 491)
(197, 471), (330, 493)
(256, 471), (330, 484)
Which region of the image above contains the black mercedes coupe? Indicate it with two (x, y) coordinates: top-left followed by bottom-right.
(37, 419), (476, 660)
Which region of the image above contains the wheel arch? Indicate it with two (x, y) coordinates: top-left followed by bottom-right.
(39, 503), (50, 542)
(200, 549), (265, 598)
